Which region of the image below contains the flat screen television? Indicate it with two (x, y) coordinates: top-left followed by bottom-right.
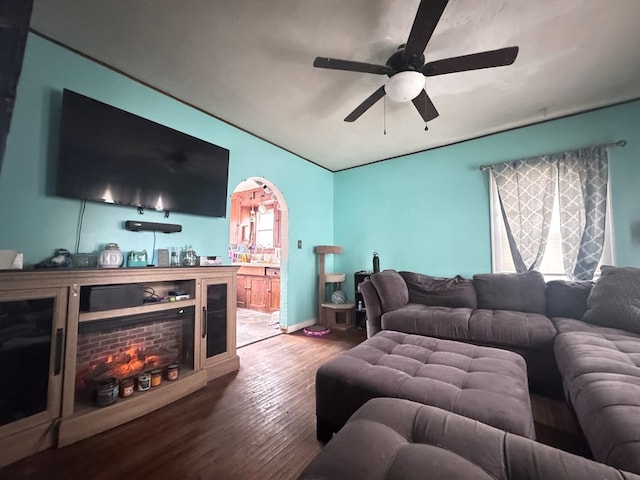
(55, 89), (229, 218)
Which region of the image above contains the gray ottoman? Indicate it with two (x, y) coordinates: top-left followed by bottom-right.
(316, 330), (534, 441)
(300, 398), (640, 480)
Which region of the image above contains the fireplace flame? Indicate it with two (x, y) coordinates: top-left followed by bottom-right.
(76, 344), (177, 391)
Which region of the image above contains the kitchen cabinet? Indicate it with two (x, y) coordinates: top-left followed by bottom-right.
(246, 274), (268, 311)
(236, 275), (248, 308)
(236, 265), (280, 313)
(229, 194), (241, 245)
(230, 187), (281, 248)
(267, 277), (280, 313)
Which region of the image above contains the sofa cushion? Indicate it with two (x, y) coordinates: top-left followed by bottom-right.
(381, 304), (473, 340)
(553, 317), (640, 337)
(582, 266), (640, 334)
(370, 270), (408, 312)
(469, 309), (556, 351)
(568, 372), (640, 474)
(473, 271), (546, 314)
(554, 332), (640, 389)
(398, 271), (477, 309)
(546, 280), (593, 320)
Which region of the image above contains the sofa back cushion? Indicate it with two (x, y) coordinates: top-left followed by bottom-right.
(545, 280), (593, 319)
(582, 266), (640, 333)
(370, 270), (408, 312)
(399, 271), (477, 309)
(473, 271), (546, 314)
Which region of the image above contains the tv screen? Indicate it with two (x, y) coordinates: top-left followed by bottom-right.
(55, 89), (229, 218)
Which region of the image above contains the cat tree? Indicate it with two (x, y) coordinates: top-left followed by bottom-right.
(306, 245), (355, 335)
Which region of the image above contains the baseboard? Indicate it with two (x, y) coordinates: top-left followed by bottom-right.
(283, 318), (317, 333)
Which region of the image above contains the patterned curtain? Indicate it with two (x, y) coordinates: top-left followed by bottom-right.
(491, 157), (557, 272)
(557, 146), (608, 280)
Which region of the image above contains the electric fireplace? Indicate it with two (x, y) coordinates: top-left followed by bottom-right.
(75, 306), (195, 407)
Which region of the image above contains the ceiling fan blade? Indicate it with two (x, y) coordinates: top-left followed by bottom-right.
(314, 57), (392, 75)
(344, 85), (386, 122)
(422, 46), (519, 76)
(403, 0), (449, 65)
(412, 89), (439, 124)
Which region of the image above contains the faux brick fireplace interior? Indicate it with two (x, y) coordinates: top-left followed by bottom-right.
(75, 307), (195, 404)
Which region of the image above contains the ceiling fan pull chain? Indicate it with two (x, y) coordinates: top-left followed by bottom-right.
(383, 95), (387, 135)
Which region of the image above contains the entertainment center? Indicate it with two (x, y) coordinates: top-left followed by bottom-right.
(0, 265), (239, 468)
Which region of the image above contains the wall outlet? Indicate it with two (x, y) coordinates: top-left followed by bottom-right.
(297, 240), (302, 249)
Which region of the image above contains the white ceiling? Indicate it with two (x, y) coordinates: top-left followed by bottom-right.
(30, 0), (640, 171)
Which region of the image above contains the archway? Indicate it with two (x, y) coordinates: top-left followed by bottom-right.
(229, 177), (288, 346)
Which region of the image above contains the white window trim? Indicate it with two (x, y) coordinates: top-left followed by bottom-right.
(489, 170), (615, 280)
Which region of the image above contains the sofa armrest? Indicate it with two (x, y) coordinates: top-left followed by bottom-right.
(359, 279), (382, 338)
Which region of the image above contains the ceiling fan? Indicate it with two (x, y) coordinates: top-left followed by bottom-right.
(313, 0), (519, 130)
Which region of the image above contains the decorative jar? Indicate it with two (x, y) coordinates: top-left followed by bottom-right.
(150, 369), (163, 387)
(166, 363), (179, 381)
(119, 378), (135, 398)
(95, 377), (119, 407)
(137, 372), (151, 391)
(98, 243), (123, 268)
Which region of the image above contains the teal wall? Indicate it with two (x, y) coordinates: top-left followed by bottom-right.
(0, 34), (334, 328)
(334, 100), (640, 293)
(2, 35), (639, 322)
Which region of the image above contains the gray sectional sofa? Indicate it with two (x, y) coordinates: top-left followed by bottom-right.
(352, 266), (640, 475)
(360, 269), (568, 393)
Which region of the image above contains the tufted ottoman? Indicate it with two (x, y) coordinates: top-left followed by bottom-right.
(316, 330), (534, 441)
(299, 398), (640, 480)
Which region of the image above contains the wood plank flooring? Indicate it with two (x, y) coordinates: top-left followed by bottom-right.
(1, 329), (589, 480)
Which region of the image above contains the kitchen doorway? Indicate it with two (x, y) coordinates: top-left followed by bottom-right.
(229, 177), (288, 347)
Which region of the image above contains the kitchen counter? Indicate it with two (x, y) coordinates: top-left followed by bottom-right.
(231, 262), (280, 268)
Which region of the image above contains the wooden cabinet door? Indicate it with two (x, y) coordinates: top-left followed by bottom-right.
(246, 276), (268, 311)
(273, 208), (281, 248)
(268, 277), (280, 312)
(229, 193), (241, 245)
(236, 275), (247, 308)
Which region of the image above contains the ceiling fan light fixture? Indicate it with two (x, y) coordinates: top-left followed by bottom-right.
(384, 71), (425, 102)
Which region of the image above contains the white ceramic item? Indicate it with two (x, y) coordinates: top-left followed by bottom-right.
(0, 250), (18, 270)
(98, 243), (123, 268)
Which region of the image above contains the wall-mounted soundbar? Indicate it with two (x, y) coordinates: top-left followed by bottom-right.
(125, 221), (182, 233)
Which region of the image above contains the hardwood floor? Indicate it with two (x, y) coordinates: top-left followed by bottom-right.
(236, 307), (281, 347)
(1, 328), (589, 480)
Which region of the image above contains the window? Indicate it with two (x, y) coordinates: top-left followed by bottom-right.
(490, 173), (614, 280)
(256, 208), (274, 247)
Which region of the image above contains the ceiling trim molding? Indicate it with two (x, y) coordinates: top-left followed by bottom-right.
(28, 29), (334, 173)
(335, 95), (640, 173)
(26, 30), (640, 174)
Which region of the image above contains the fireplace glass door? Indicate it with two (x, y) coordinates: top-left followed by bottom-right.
(205, 283), (227, 358)
(0, 288), (65, 428)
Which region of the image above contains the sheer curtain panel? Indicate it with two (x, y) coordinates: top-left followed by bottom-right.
(491, 158), (557, 272)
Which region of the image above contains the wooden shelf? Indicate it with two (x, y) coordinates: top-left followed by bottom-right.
(59, 369), (207, 447)
(78, 299), (197, 322)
